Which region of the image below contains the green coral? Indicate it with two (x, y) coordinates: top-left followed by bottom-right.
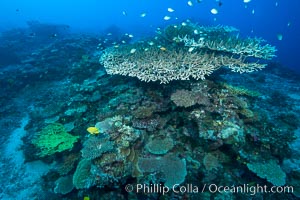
(247, 160), (286, 186)
(33, 123), (79, 157)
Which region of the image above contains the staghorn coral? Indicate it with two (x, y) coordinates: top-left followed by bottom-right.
(101, 45), (223, 84)
(178, 35), (275, 60)
(32, 123), (79, 157)
(100, 23), (276, 84)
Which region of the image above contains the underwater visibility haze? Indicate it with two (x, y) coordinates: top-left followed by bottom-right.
(0, 0), (300, 199)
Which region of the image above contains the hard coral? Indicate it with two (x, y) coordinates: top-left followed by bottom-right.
(32, 123), (79, 157)
(81, 136), (114, 160)
(138, 154), (187, 187)
(247, 159), (286, 186)
(100, 23), (276, 84)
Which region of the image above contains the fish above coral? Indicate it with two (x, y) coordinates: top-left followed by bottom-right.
(100, 22), (276, 84)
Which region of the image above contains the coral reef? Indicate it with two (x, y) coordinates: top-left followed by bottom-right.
(2, 22), (299, 200)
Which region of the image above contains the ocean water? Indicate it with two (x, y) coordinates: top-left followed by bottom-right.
(0, 0), (299, 199)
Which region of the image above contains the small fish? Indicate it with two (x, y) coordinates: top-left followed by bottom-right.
(275, 2), (278, 7)
(128, 34), (134, 38)
(218, 1), (223, 7)
(168, 8), (175, 12)
(140, 12), (147, 17)
(211, 8), (218, 14)
(187, 1), (193, 6)
(144, 48), (149, 51)
(243, 0), (251, 3)
(148, 41), (154, 46)
(164, 16), (171, 20)
(194, 29), (199, 34)
(188, 47), (195, 52)
(277, 34), (283, 41)
(251, 9), (255, 14)
(121, 40), (126, 44)
(50, 33), (58, 38)
(160, 47), (167, 51)
(181, 22), (187, 26)
(107, 33), (112, 36)
(122, 11), (127, 16)
(173, 37), (180, 43)
(287, 22), (291, 27)
(87, 127), (100, 135)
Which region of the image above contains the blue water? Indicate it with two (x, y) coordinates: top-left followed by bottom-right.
(1, 0), (299, 71)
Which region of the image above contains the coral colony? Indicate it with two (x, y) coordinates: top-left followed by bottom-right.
(100, 24), (276, 83)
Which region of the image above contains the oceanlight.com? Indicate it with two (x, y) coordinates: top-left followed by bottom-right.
(124, 183), (294, 196)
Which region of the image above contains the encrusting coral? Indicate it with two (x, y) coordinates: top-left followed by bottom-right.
(100, 23), (276, 84)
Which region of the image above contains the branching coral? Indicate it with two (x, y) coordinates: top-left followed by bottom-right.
(100, 23), (276, 84)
